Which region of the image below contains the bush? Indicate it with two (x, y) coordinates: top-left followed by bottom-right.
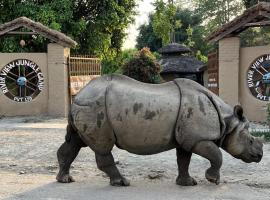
(101, 56), (120, 75)
(122, 47), (163, 84)
(101, 49), (137, 75)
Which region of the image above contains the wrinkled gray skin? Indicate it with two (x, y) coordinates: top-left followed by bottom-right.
(56, 74), (263, 186)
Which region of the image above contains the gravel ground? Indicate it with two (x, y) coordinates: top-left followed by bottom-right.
(0, 116), (270, 200)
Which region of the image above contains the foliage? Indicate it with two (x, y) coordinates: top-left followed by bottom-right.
(193, 0), (270, 47)
(0, 0), (137, 56)
(184, 25), (208, 62)
(240, 27), (270, 47)
(120, 48), (138, 64)
(136, 15), (163, 52)
(101, 48), (137, 75)
(240, 0), (270, 47)
(137, 0), (270, 58)
(136, 5), (210, 60)
(196, 50), (208, 63)
(136, 5), (206, 52)
(122, 48), (163, 83)
(152, 0), (179, 45)
(193, 0), (244, 34)
(101, 56), (121, 75)
(186, 25), (195, 48)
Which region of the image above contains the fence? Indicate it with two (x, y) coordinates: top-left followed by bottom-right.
(68, 55), (101, 97)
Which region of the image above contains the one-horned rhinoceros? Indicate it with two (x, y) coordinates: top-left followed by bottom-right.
(56, 74), (263, 186)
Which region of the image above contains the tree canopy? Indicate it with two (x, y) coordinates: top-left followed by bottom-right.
(136, 0), (270, 58)
(136, 15), (162, 52)
(193, 0), (244, 34)
(136, 3), (209, 59)
(0, 0), (137, 56)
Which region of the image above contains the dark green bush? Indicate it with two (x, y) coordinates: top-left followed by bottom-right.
(101, 56), (120, 75)
(122, 47), (163, 84)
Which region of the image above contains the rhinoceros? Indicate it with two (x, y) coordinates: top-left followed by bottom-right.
(56, 74), (263, 186)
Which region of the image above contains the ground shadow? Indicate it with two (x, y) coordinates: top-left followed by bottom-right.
(4, 179), (270, 200)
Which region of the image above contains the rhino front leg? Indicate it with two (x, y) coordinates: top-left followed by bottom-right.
(95, 152), (130, 186)
(176, 148), (197, 186)
(192, 141), (222, 185)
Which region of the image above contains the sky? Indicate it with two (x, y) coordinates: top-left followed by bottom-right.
(123, 0), (155, 49)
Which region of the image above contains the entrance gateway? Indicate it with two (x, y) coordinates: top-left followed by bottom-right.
(206, 2), (270, 122)
(0, 17), (100, 117)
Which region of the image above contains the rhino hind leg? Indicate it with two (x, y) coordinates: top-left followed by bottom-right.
(176, 148), (197, 186)
(56, 123), (86, 183)
(192, 141), (222, 185)
(95, 152), (130, 186)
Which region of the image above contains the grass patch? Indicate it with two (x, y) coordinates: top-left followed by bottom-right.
(251, 131), (270, 142)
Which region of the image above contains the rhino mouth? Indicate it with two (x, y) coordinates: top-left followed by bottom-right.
(251, 153), (263, 163)
(242, 154), (263, 163)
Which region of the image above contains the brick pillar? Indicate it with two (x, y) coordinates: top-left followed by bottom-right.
(218, 37), (240, 106)
(47, 43), (70, 117)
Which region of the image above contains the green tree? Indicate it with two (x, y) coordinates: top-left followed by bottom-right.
(152, 0), (179, 45)
(101, 48), (137, 74)
(136, 15), (162, 52)
(240, 0), (270, 47)
(193, 0), (244, 34)
(0, 0), (137, 56)
(136, 6), (210, 57)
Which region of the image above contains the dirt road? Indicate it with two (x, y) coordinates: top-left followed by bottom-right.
(0, 117), (270, 200)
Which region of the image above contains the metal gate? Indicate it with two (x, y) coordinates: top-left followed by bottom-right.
(68, 55), (101, 99)
(207, 51), (219, 95)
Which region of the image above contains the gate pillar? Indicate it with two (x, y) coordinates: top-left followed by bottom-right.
(47, 43), (70, 117)
(218, 37), (240, 106)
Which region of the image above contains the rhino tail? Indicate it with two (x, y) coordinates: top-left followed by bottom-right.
(65, 111), (87, 147)
(65, 112), (75, 142)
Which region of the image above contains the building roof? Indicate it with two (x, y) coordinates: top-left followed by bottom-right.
(0, 17), (77, 48)
(206, 2), (270, 43)
(158, 43), (191, 54)
(159, 55), (206, 74)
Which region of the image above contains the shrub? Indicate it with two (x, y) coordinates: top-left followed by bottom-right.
(101, 56), (120, 75)
(122, 47), (163, 84)
(101, 49), (137, 75)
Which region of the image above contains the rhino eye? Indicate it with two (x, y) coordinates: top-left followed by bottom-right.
(249, 139), (254, 145)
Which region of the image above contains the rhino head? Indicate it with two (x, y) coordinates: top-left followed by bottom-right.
(221, 105), (263, 163)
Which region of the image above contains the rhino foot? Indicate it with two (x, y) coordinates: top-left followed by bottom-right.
(56, 174), (75, 183)
(176, 176), (197, 186)
(110, 177), (130, 187)
(205, 168), (220, 185)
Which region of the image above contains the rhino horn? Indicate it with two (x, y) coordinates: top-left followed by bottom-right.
(256, 135), (265, 144)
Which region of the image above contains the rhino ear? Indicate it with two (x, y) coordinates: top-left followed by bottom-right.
(234, 105), (244, 121)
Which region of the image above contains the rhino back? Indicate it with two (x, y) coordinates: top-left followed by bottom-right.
(106, 75), (180, 155)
